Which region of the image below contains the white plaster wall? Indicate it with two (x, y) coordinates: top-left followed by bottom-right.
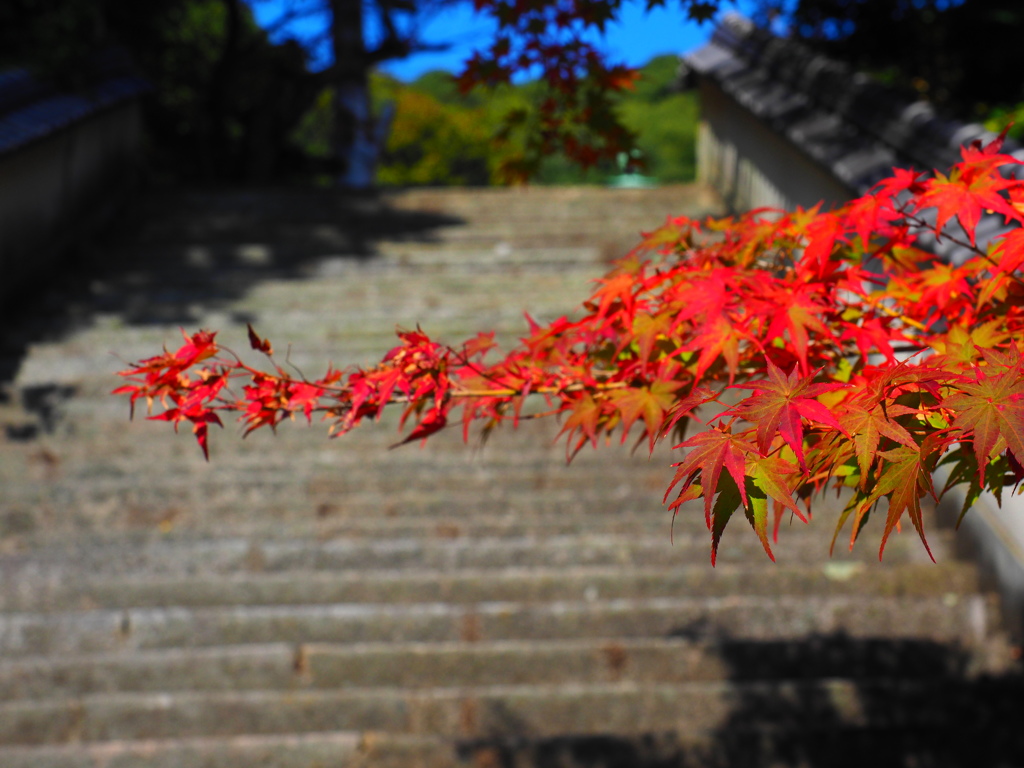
(697, 81), (853, 213)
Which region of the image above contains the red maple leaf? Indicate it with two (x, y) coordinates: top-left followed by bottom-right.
(942, 352), (1024, 480)
(915, 163), (1019, 245)
(760, 284), (835, 373)
(732, 360), (845, 469)
(247, 324), (273, 355)
(838, 404), (918, 487)
(666, 428), (753, 538)
(608, 381), (677, 452)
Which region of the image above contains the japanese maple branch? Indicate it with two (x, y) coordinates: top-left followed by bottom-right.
(903, 211), (1024, 290)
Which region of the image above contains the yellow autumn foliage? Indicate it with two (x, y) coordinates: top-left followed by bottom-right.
(378, 89), (502, 186)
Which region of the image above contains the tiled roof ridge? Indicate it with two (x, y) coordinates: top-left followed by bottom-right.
(688, 13), (1019, 191)
(0, 48), (148, 157)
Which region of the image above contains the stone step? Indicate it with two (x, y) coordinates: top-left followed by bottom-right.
(1, 445), (674, 487)
(0, 632), (1003, 701)
(122, 185), (715, 226)
(1, 181), (1013, 767)
(0, 562), (980, 613)
(18, 491), (901, 548)
(37, 312), (577, 361)
(127, 214), (664, 250)
(0, 509), (677, 549)
(2, 720), (1021, 768)
(0, 509), (921, 548)
(90, 260), (604, 308)
(2, 675), (1020, 746)
(0, 528), (950, 583)
(0, 493), (969, 565)
(127, 198), (704, 241)
(111, 243), (614, 272)
(0, 731), (376, 768)
(0, 490), (679, 533)
(0, 594), (995, 657)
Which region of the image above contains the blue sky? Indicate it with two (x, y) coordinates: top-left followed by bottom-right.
(246, 1), (729, 82)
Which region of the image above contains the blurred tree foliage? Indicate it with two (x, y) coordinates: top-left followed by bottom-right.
(519, 56), (699, 185)
(372, 76), (498, 186)
(4, 0), (1018, 186)
(291, 54), (699, 187)
(0, 0), (323, 181)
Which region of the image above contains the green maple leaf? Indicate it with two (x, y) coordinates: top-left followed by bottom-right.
(831, 433), (945, 561)
(933, 323), (1009, 368)
(667, 428), (804, 565)
(631, 312), (675, 364)
(683, 314), (744, 383)
(709, 472), (743, 565)
(939, 445), (1017, 527)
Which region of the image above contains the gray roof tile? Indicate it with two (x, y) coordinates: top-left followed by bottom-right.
(685, 13), (1015, 193)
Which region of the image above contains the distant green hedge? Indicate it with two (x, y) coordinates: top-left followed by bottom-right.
(291, 55), (700, 187)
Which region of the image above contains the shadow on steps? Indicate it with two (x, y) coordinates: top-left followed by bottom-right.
(455, 632), (1024, 768)
(0, 187), (465, 387)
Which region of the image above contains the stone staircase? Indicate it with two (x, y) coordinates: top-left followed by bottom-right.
(0, 183), (1021, 767)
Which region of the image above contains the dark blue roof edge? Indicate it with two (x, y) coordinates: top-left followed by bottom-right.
(0, 51), (150, 157)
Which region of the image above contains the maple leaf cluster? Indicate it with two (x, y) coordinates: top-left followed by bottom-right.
(458, 0), (695, 181)
(115, 135), (1024, 563)
(454, 2), (745, 181)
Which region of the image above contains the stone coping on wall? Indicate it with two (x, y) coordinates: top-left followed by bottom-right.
(0, 49), (148, 158)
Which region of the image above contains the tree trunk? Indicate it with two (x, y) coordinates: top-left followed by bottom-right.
(206, 0), (243, 179)
(329, 0), (375, 188)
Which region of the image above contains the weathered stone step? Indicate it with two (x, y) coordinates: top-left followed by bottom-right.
(114, 243), (615, 272)
(0, 562), (979, 613)
(0, 632), (1003, 701)
(0, 476), (608, 521)
(127, 192), (709, 243)
(3, 717), (1021, 768)
(386, 184), (720, 213)
(1, 639), (713, 699)
(33, 315), (568, 366)
(89, 260), (602, 310)
(0, 594), (994, 657)
(0, 509), (674, 549)
(0, 731), (380, 768)
(6, 452), (667, 484)
(1, 180), (1011, 768)
(2, 675), (1019, 746)
(126, 216), (663, 252)
(22, 490), (673, 531)
(0, 529), (949, 583)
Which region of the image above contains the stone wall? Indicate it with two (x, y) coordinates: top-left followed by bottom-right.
(0, 59), (147, 309)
